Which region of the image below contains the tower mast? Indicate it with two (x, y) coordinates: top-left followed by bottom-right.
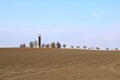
(38, 35), (41, 47)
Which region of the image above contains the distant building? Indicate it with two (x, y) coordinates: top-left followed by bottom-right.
(38, 35), (41, 47)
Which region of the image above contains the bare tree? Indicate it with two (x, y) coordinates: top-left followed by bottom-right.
(34, 41), (38, 48)
(42, 43), (46, 48)
(91, 47), (94, 50)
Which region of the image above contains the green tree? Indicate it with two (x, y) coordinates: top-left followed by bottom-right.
(96, 47), (100, 50)
(77, 46), (80, 49)
(83, 45), (87, 49)
(46, 44), (50, 48)
(29, 41), (34, 48)
(115, 48), (118, 51)
(23, 44), (26, 48)
(20, 43), (26, 48)
(56, 42), (61, 48)
(63, 44), (66, 48)
(71, 46), (74, 49)
(51, 42), (55, 48)
(106, 48), (109, 50)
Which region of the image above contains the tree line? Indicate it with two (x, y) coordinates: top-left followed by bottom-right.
(20, 41), (66, 49)
(20, 41), (119, 51)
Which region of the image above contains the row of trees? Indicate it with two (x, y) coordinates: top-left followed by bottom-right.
(41, 42), (63, 48)
(20, 41), (119, 51)
(20, 41), (66, 48)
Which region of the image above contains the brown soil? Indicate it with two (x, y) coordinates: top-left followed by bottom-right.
(0, 48), (120, 80)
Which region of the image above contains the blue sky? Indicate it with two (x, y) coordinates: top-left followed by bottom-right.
(0, 0), (120, 49)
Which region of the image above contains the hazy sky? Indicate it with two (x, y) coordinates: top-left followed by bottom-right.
(0, 0), (120, 49)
